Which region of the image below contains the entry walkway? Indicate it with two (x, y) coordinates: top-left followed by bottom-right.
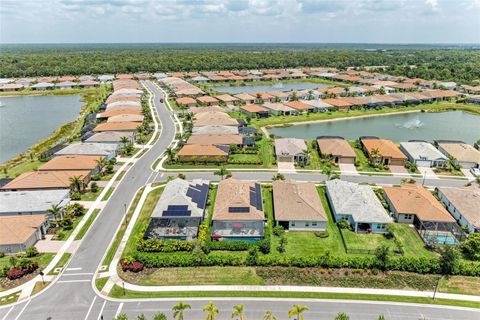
(339, 163), (359, 175)
(419, 167), (438, 179)
(277, 161), (296, 173)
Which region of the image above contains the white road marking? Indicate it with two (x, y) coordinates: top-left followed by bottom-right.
(1, 306), (14, 320)
(84, 296), (97, 320)
(13, 300), (30, 320)
(57, 279), (91, 283)
(96, 300), (107, 320)
(160, 173), (164, 178)
(114, 303), (124, 318)
(66, 267), (82, 271)
(62, 273), (94, 276)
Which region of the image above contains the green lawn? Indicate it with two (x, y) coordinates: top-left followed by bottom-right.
(102, 187), (114, 201)
(108, 286), (480, 309)
(349, 141), (390, 173)
(0, 291), (20, 306)
(0, 252), (55, 270)
(47, 252), (71, 275)
(138, 267), (264, 286)
(0, 159), (43, 179)
(228, 153), (261, 162)
(102, 187), (145, 266)
(75, 209), (100, 240)
(122, 187), (164, 258)
(31, 281), (51, 296)
(95, 277), (109, 291)
(79, 188), (104, 201)
(115, 170), (127, 181)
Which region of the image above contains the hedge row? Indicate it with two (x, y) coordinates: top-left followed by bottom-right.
(134, 252), (480, 277)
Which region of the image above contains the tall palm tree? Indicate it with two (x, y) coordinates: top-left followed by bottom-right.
(288, 304), (309, 320)
(120, 136), (130, 146)
(231, 304), (246, 320)
(203, 301), (219, 320)
(369, 148), (382, 167)
(165, 147), (174, 163)
(47, 204), (64, 225)
(69, 175), (83, 193)
(95, 158), (108, 175)
(263, 311), (277, 320)
(172, 301), (191, 320)
(445, 155), (459, 172)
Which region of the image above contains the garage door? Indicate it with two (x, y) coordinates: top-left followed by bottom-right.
(416, 160), (431, 167)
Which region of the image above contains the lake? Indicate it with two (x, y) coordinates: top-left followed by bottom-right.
(268, 111), (480, 144)
(211, 81), (329, 94)
(0, 94), (82, 163)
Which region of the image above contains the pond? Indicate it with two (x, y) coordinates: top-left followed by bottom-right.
(268, 111), (480, 144)
(0, 94), (82, 163)
(211, 81), (329, 94)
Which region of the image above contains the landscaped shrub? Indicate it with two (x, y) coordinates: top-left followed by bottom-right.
(70, 192), (81, 200)
(6, 268), (25, 280)
(0, 252), (5, 258)
(208, 240), (251, 251)
(314, 230), (329, 238)
(6, 260), (38, 280)
(460, 233), (480, 261)
(120, 259), (144, 273)
(136, 239), (194, 252)
(272, 225), (285, 237)
(337, 220), (351, 230)
(25, 246), (38, 258)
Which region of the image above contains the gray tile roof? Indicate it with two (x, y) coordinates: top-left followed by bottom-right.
(275, 138), (307, 157)
(400, 142), (447, 162)
(0, 190), (70, 214)
(326, 180), (392, 224)
(55, 143), (117, 157)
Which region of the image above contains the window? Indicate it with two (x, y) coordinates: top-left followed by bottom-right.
(291, 221), (296, 227)
(312, 222), (317, 226)
(305, 222), (310, 227)
(404, 214), (413, 220)
(378, 224), (386, 229)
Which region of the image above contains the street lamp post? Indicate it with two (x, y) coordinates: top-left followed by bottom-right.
(39, 271), (45, 284)
(122, 281), (126, 296)
(433, 277), (441, 300)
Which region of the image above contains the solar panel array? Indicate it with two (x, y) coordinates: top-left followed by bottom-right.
(186, 183), (209, 209)
(249, 183), (263, 211)
(162, 205), (192, 217)
(229, 207), (250, 213)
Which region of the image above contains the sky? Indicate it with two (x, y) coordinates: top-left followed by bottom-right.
(0, 0), (479, 44)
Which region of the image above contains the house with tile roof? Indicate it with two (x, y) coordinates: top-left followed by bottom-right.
(177, 144), (229, 163)
(437, 186), (480, 233)
(274, 138), (308, 164)
(361, 138), (407, 166)
(211, 179), (265, 240)
(273, 180), (328, 231)
(240, 104), (269, 118)
(0, 215), (49, 253)
(317, 137), (356, 164)
(1, 170), (90, 191)
(437, 142), (480, 169)
(262, 102), (298, 115)
(39, 155), (102, 174)
(54, 143), (118, 159)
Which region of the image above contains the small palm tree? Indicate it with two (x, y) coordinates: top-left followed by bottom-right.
(120, 136), (130, 146)
(47, 203), (64, 223)
(172, 301), (191, 320)
(165, 147), (174, 163)
(69, 175), (84, 193)
(263, 311), (277, 320)
(445, 155), (459, 172)
(288, 304), (309, 320)
(95, 157), (108, 175)
(203, 301), (219, 320)
(231, 304), (246, 320)
(369, 148), (382, 167)
(214, 166), (230, 180)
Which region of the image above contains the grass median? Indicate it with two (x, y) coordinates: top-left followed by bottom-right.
(75, 209), (101, 240)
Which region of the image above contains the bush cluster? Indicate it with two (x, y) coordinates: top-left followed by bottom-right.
(120, 259), (144, 273)
(136, 239), (194, 253)
(5, 261), (38, 280)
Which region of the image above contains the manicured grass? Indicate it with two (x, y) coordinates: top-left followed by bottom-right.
(102, 187), (145, 266)
(79, 188), (104, 201)
(47, 253), (72, 275)
(75, 209), (100, 240)
(341, 229), (392, 254)
(95, 277), (109, 291)
(122, 187), (164, 258)
(439, 275), (480, 296)
(109, 286), (480, 309)
(0, 252), (55, 270)
(102, 187), (114, 201)
(258, 137), (275, 168)
(434, 168), (464, 176)
(0, 159), (43, 179)
(52, 213), (85, 240)
(349, 141), (390, 173)
(115, 170), (126, 181)
(228, 153), (261, 162)
(0, 291), (20, 306)
(31, 281), (51, 296)
(138, 267), (264, 286)
(394, 224), (436, 258)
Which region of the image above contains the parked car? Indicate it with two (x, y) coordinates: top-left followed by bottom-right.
(470, 167), (480, 177)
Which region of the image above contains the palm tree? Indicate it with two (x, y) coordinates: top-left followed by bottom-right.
(95, 157), (108, 175)
(214, 166), (230, 180)
(47, 204), (64, 226)
(263, 311), (277, 320)
(165, 147), (174, 163)
(288, 304), (309, 320)
(445, 155), (459, 172)
(369, 148), (382, 167)
(120, 136), (130, 146)
(231, 304), (246, 320)
(203, 301), (219, 320)
(69, 175), (84, 193)
(172, 301), (191, 320)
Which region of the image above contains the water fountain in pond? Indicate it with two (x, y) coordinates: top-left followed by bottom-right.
(272, 82), (284, 89)
(397, 116), (425, 130)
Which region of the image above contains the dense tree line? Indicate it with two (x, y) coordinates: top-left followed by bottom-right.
(1, 44), (479, 83)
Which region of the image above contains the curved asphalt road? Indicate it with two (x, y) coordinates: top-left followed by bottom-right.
(1, 81), (478, 320)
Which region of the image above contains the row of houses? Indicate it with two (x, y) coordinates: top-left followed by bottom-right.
(0, 80), (145, 253)
(143, 178), (479, 245)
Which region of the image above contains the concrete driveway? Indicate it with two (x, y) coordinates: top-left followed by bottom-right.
(418, 166), (438, 179)
(277, 161), (296, 173)
(338, 163), (359, 175)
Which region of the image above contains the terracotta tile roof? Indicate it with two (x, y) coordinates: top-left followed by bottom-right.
(317, 138), (356, 158)
(197, 96), (219, 103)
(39, 155), (102, 171)
(240, 104), (269, 113)
(285, 101), (314, 110)
(321, 98), (353, 108)
(361, 139), (407, 160)
(177, 144), (228, 156)
(97, 109), (143, 118)
(233, 93), (256, 101)
(262, 102), (296, 112)
(272, 180), (327, 222)
(106, 95), (140, 104)
(176, 97), (197, 105)
(189, 106), (226, 114)
(2, 170), (90, 190)
(0, 215), (47, 245)
(107, 114), (145, 123)
(384, 184), (455, 222)
(215, 94), (239, 103)
(187, 134), (243, 146)
(269, 91), (291, 98)
(116, 74), (133, 80)
(255, 92), (275, 100)
(93, 121), (140, 132)
(193, 112), (238, 126)
(213, 178), (265, 221)
(317, 87), (347, 95)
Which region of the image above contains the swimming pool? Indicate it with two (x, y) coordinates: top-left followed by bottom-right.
(222, 237), (262, 242)
(424, 234), (458, 245)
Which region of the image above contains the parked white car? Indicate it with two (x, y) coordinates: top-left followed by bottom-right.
(470, 167), (480, 177)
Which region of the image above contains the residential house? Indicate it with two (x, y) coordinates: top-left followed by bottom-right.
(197, 95), (220, 106)
(272, 180), (328, 231)
(98, 75), (115, 83)
(211, 179), (265, 240)
(1, 171), (90, 191)
(255, 92), (275, 103)
(186, 134), (243, 147)
(437, 142), (480, 169)
(300, 99), (334, 112)
(56, 81), (77, 90)
(233, 93), (256, 104)
(144, 179), (210, 240)
(193, 111), (239, 127)
(240, 104), (269, 118)
(176, 97), (197, 108)
(284, 101), (315, 113)
(85, 131), (135, 145)
(262, 102), (298, 115)
(0, 215), (49, 253)
(54, 143), (118, 159)
(0, 189), (70, 219)
(360, 138), (407, 166)
(399, 141), (447, 167)
(192, 125), (239, 136)
(321, 98), (353, 110)
(107, 114), (145, 123)
(317, 137), (356, 164)
(274, 138), (308, 164)
(93, 122), (141, 133)
(325, 180), (392, 233)
(39, 155), (103, 174)
(177, 144), (229, 163)
(31, 82), (54, 90)
(437, 187), (480, 233)
(383, 184), (462, 244)
(79, 80), (99, 88)
(269, 91), (290, 102)
(96, 109), (142, 119)
(215, 94), (239, 106)
(0, 84), (24, 92)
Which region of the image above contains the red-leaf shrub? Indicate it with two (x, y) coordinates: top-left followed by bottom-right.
(6, 268), (25, 280)
(5, 262), (38, 280)
(120, 259), (144, 273)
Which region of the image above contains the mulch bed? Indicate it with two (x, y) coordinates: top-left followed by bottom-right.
(0, 269), (41, 291)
